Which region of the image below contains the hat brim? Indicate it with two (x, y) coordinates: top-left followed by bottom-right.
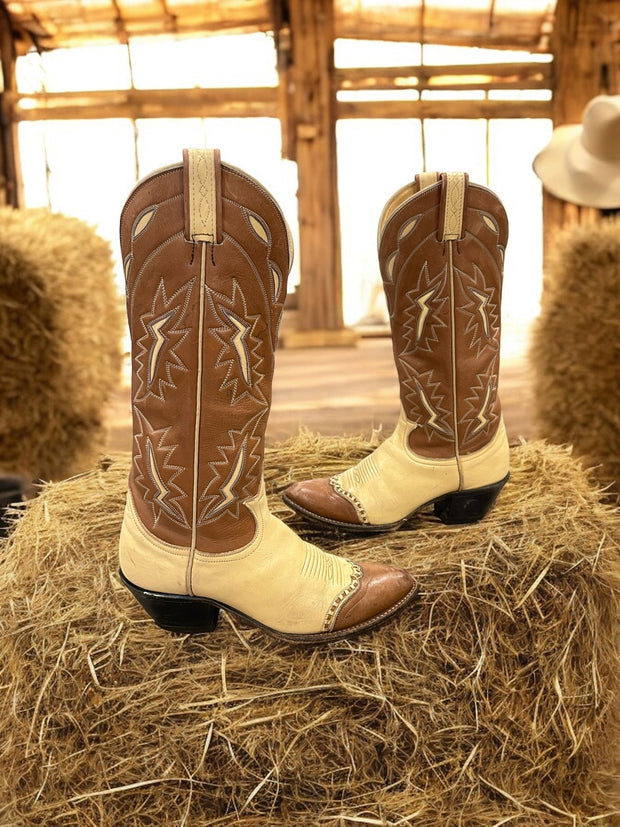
(533, 124), (620, 208)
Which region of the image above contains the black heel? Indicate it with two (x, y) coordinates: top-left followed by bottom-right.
(433, 474), (509, 525)
(119, 570), (220, 634)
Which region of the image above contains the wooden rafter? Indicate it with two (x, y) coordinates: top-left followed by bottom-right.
(334, 1), (555, 52)
(3, 0), (555, 54)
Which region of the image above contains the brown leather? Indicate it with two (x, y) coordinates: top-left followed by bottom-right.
(284, 477), (362, 525)
(378, 172), (507, 459)
(333, 562), (414, 631)
(121, 157), (291, 553)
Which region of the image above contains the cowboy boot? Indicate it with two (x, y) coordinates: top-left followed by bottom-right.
(118, 149), (417, 643)
(283, 172), (510, 531)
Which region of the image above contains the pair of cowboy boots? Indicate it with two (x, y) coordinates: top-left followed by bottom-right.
(118, 151), (508, 644)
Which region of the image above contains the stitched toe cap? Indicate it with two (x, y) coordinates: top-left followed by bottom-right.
(284, 478), (362, 525)
(332, 562), (417, 632)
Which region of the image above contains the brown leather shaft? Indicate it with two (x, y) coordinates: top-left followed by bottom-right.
(378, 173), (508, 459)
(120, 156), (291, 553)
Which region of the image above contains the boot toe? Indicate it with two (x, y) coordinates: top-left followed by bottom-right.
(333, 562), (417, 632)
(284, 478), (362, 526)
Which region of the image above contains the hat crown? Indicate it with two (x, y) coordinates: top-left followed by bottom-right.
(580, 96), (620, 162)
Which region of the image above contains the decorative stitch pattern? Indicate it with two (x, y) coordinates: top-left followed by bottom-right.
(442, 172), (466, 240)
(132, 206), (157, 241)
(401, 364), (454, 442)
(329, 475), (370, 524)
(133, 408), (190, 527)
(460, 363), (499, 447)
(401, 260), (448, 353)
(188, 149), (217, 242)
(198, 416), (265, 524)
(322, 561), (363, 631)
(456, 263), (500, 358)
(206, 279), (267, 405)
(135, 277), (193, 401)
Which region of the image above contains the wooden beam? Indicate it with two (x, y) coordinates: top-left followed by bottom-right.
(337, 98), (552, 120)
(334, 5), (553, 53)
(271, 0), (295, 161)
(10, 1), (273, 53)
(286, 0), (345, 336)
(0, 0), (21, 206)
(11, 87), (278, 121)
(336, 62), (553, 93)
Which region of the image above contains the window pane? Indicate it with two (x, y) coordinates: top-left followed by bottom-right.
(337, 118), (423, 326)
(16, 45), (132, 93)
(423, 119), (488, 181)
(19, 118), (137, 291)
(128, 34), (277, 89)
(489, 117), (552, 324)
(335, 39), (422, 68)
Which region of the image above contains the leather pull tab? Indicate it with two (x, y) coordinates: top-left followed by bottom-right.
(438, 172), (468, 241)
(416, 171), (439, 191)
(183, 148), (222, 244)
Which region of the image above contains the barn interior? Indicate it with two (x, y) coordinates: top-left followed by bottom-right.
(0, 1), (618, 825)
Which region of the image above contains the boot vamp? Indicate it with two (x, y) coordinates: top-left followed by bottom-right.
(285, 477), (362, 525)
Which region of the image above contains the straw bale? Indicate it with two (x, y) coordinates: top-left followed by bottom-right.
(0, 207), (124, 482)
(0, 435), (619, 826)
(529, 218), (620, 491)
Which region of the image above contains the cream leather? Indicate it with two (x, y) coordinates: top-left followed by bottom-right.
(186, 148), (219, 242)
(376, 172), (440, 242)
(332, 407), (509, 526)
(460, 419), (510, 489)
(440, 172), (466, 240)
(119, 483), (361, 635)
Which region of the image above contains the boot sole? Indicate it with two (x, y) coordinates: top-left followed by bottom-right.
(282, 473), (510, 534)
(119, 569), (419, 644)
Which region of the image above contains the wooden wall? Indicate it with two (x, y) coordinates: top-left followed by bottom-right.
(0, 0), (617, 335)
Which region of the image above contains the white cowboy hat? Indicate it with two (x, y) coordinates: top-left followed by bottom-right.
(533, 94), (620, 208)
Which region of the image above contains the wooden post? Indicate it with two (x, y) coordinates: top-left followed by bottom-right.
(280, 0), (357, 347)
(543, 0), (620, 258)
(0, 0), (21, 207)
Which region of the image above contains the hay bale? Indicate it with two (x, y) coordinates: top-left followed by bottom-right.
(1, 436), (619, 826)
(529, 218), (620, 490)
(0, 208), (124, 481)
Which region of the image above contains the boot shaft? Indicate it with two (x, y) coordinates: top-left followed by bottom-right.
(120, 150), (292, 553)
(378, 172), (508, 459)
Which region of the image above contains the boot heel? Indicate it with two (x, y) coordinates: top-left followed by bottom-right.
(433, 474), (509, 525)
(119, 570), (220, 634)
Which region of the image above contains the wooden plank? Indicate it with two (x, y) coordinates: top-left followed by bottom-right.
(0, 1), (20, 206)
(337, 63), (553, 90)
(289, 0), (344, 332)
(337, 98), (553, 120)
(334, 5), (553, 52)
(9, 0), (273, 52)
(8, 0), (553, 55)
(271, 0), (296, 160)
(11, 87), (278, 121)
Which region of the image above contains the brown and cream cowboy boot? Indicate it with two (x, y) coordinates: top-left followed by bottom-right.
(283, 172), (510, 532)
(118, 149), (417, 643)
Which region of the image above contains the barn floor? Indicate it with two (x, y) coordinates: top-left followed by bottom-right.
(104, 321), (536, 452)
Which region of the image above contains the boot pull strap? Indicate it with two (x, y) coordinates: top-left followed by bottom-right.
(183, 148), (223, 244)
(416, 171), (439, 191)
(438, 172), (468, 241)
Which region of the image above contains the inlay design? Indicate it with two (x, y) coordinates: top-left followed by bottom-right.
(135, 277), (193, 401)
